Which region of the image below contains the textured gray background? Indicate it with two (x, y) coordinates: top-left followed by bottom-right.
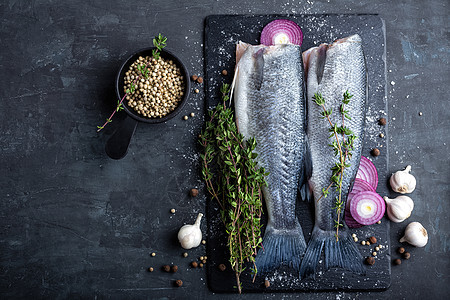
(0, 0), (448, 299)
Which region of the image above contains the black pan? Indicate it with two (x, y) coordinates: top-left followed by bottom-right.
(105, 48), (190, 159)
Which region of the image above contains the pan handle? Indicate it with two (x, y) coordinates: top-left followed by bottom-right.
(105, 116), (138, 159)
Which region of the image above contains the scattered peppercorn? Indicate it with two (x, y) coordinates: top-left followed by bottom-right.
(183, 252), (188, 258)
(163, 265), (171, 272)
(183, 115), (188, 120)
(200, 256), (204, 261)
(191, 75), (198, 81)
(375, 246), (380, 251)
(377, 220), (382, 224)
(403, 252), (411, 260)
(170, 208), (176, 214)
(365, 257), (375, 265)
(171, 265), (178, 273)
(204, 256), (207, 260)
(419, 112), (423, 116)
(196, 77), (203, 84)
(264, 280), (270, 288)
(148, 267), (154, 272)
(369, 236), (377, 244)
(201, 240), (206, 245)
(218, 264), (226, 271)
(372, 251), (377, 256)
(190, 188), (199, 197)
(175, 279), (183, 287)
(199, 263), (204, 268)
(222, 70), (228, 76)
(393, 259), (402, 265)
(398, 247), (405, 254)
(191, 261), (198, 268)
(366, 241), (371, 246)
(361, 241), (366, 245)
(378, 118), (387, 125)
(151, 252), (156, 257)
(190, 112), (195, 117)
(202, 259), (207, 264)
(379, 133), (385, 138)
(194, 88), (199, 93)
(371, 148), (380, 157)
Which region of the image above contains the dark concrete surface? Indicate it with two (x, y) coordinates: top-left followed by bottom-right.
(0, 0), (448, 299)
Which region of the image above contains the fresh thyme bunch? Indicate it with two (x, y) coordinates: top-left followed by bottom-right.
(200, 83), (267, 293)
(313, 90), (357, 241)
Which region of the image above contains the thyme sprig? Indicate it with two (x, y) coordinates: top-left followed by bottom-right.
(152, 33), (167, 60)
(97, 34), (167, 132)
(200, 83), (267, 293)
(313, 91), (356, 241)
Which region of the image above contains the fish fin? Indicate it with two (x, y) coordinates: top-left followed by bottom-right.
(253, 48), (265, 91)
(300, 227), (365, 279)
(299, 136), (313, 202)
(255, 222), (306, 274)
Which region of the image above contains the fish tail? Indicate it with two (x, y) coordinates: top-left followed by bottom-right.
(299, 136), (313, 202)
(300, 227), (365, 279)
(255, 222), (306, 274)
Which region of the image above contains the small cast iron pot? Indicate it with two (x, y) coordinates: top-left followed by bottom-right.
(105, 48), (190, 159)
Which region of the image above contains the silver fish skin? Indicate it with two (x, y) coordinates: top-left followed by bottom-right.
(234, 42), (307, 274)
(300, 34), (367, 278)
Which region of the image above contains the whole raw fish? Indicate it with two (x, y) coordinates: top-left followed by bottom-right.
(234, 41), (308, 274)
(300, 34), (367, 278)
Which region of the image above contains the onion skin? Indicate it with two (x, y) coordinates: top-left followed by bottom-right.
(260, 19), (303, 46)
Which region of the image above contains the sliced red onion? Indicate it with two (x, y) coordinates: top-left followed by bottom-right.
(345, 179), (375, 228)
(349, 191), (386, 226)
(356, 156), (378, 189)
(345, 207), (363, 229)
(260, 19), (303, 46)
(346, 178), (376, 209)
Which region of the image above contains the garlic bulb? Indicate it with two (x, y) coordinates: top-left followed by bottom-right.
(178, 213), (203, 249)
(390, 165), (416, 194)
(384, 195), (414, 223)
(399, 221), (428, 247)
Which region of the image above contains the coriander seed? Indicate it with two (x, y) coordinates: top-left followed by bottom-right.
(175, 279), (183, 287)
(264, 280), (270, 288)
(170, 208), (176, 214)
(403, 252), (411, 260)
(151, 252), (156, 257)
(222, 69), (228, 76)
(201, 240), (206, 245)
(183, 252), (188, 258)
(393, 259), (402, 265)
(365, 257), (375, 265)
(398, 247), (405, 254)
(183, 115), (188, 120)
(190, 112), (195, 117)
(218, 264), (226, 271)
(148, 267), (154, 272)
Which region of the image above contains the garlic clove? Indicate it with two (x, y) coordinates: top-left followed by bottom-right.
(384, 195), (414, 223)
(399, 221), (428, 247)
(389, 165), (417, 194)
(178, 213), (203, 250)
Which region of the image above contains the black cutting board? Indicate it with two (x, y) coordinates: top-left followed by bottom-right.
(203, 14), (389, 293)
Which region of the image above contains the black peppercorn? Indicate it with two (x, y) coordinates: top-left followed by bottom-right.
(190, 188), (199, 197)
(218, 264), (226, 271)
(371, 148), (380, 157)
(365, 257), (375, 265)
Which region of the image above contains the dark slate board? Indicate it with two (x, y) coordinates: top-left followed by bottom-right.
(204, 14), (389, 293)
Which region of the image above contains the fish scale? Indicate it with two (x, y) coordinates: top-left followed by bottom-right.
(234, 41), (307, 274)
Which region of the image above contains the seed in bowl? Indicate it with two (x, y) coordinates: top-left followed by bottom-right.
(124, 56), (184, 118)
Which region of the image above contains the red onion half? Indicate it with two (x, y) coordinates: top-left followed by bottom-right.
(349, 191), (386, 226)
(356, 156), (378, 190)
(260, 19), (303, 46)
